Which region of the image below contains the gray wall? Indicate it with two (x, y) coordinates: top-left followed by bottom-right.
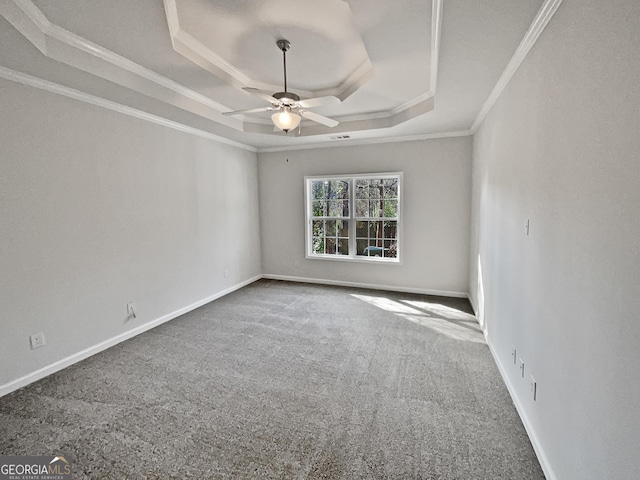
(469, 0), (640, 478)
(0, 78), (262, 392)
(258, 137), (472, 295)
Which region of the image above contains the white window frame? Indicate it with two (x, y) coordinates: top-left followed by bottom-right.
(304, 172), (403, 264)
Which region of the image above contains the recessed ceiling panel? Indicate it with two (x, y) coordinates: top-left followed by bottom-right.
(168, 0), (374, 96)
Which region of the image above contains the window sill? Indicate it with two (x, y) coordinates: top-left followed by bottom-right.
(305, 254), (401, 265)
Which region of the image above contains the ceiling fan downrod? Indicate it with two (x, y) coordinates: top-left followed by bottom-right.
(273, 40), (300, 103)
(277, 39), (291, 93)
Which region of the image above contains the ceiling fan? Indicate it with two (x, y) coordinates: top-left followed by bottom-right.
(223, 39), (340, 134)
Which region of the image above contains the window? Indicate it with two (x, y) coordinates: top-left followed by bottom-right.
(305, 173), (401, 262)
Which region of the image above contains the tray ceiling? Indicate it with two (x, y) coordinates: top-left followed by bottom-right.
(0, 0), (548, 150)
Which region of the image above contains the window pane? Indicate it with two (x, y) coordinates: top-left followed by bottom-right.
(384, 220), (397, 238)
(325, 220), (336, 236)
(312, 220), (323, 236)
(384, 179), (398, 198)
(329, 180), (349, 199)
(312, 237), (324, 254)
(356, 221), (368, 237)
(326, 238), (336, 254)
(337, 238), (349, 255)
(356, 239), (369, 255)
(369, 179), (384, 200)
(328, 200), (347, 217)
(355, 179), (369, 198)
(356, 199), (368, 217)
(369, 200), (381, 218)
(312, 200), (325, 217)
(369, 220), (382, 237)
(384, 240), (398, 258)
(337, 220), (349, 237)
(312, 181), (325, 200)
(383, 200), (397, 218)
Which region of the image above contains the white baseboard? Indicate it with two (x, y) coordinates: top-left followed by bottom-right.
(262, 274), (469, 298)
(0, 275), (261, 398)
(483, 331), (557, 480)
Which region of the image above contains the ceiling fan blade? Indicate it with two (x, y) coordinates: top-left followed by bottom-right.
(223, 106), (275, 116)
(296, 95), (341, 109)
(300, 110), (339, 128)
(243, 87), (279, 104)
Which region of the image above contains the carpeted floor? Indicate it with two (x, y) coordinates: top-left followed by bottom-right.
(0, 279), (545, 479)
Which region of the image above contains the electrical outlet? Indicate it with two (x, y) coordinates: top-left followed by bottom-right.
(30, 332), (45, 349)
(519, 358), (525, 378)
(530, 375), (537, 401)
(224, 269), (229, 278)
(127, 302), (137, 319)
(511, 346), (517, 364)
(294, 260), (299, 267)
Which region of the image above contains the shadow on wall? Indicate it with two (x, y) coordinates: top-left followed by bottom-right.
(351, 294), (484, 343)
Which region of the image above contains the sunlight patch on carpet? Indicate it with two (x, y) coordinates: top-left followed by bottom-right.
(351, 294), (485, 343)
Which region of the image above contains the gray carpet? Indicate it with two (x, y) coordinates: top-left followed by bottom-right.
(0, 279), (544, 479)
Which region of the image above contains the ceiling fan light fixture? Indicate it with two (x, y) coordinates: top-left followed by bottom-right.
(223, 39), (339, 133)
(272, 106), (301, 133)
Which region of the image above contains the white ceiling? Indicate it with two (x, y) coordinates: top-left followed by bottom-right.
(0, 0), (545, 150)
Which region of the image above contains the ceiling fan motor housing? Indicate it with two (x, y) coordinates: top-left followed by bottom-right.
(273, 91), (301, 104)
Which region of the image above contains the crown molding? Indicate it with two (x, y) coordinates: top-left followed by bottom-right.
(256, 129), (472, 153)
(0, 66), (256, 152)
(470, 0), (563, 132)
